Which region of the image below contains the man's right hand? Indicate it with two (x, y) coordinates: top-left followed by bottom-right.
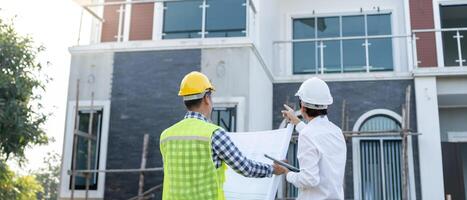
(272, 163), (289, 175)
(282, 104), (301, 125)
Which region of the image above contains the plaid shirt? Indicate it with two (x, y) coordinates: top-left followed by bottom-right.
(184, 111), (273, 178)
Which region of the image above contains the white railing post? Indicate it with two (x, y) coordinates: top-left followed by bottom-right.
(454, 30), (465, 67)
(411, 33), (419, 68)
(318, 41), (325, 74)
(116, 4), (125, 42)
(363, 38), (371, 73)
(77, 8), (84, 45)
(200, 0), (208, 38)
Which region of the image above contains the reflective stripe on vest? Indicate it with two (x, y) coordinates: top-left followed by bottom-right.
(160, 118), (226, 200)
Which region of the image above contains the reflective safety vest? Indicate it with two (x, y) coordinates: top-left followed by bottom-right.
(160, 118), (227, 200)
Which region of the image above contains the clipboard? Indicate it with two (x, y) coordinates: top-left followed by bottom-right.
(264, 154), (300, 173)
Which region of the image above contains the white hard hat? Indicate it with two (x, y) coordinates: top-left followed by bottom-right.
(295, 77), (333, 110)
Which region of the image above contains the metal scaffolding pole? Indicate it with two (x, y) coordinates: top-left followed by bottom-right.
(138, 134), (150, 200)
(71, 79), (80, 200)
(401, 85), (411, 200)
(84, 92), (95, 200)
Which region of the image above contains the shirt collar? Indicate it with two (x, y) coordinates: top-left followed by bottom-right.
(184, 111), (210, 123)
(308, 115), (329, 125)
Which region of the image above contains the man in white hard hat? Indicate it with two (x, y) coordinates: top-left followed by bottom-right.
(280, 77), (347, 200)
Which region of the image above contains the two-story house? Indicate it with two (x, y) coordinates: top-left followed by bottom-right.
(59, 0), (467, 199)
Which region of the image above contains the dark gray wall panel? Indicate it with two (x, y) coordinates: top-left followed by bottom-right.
(105, 49), (201, 200)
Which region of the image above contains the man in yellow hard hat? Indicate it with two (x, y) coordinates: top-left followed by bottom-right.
(160, 71), (286, 200)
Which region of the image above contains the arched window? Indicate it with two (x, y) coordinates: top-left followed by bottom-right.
(359, 115), (401, 132)
(353, 109), (409, 200)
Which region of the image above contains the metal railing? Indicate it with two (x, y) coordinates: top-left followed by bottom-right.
(75, 0), (257, 45)
(272, 27), (467, 77)
(412, 27), (467, 68)
(272, 34), (412, 76)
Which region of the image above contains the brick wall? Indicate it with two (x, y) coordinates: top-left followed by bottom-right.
(101, 1), (154, 42)
(129, 3), (154, 41)
(410, 0), (438, 67)
(101, 0), (121, 42)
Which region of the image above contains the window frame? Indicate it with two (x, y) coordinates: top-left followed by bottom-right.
(433, 0), (467, 68)
(59, 101), (111, 199)
(212, 106), (237, 132)
(212, 97), (245, 132)
(288, 10), (396, 75)
(352, 109), (416, 200)
(160, 0), (248, 40)
(69, 109), (104, 190)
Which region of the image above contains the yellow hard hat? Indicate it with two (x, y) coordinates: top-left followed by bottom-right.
(178, 71), (215, 100)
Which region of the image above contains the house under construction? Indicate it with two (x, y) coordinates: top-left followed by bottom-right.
(59, 0), (467, 199)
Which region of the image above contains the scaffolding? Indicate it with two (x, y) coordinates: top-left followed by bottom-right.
(68, 79), (163, 200)
(279, 85), (419, 200)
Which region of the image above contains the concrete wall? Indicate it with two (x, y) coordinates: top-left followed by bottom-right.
(105, 49), (201, 200)
(201, 47), (273, 131)
(272, 79), (420, 199)
(67, 53), (114, 101)
(415, 77), (445, 200)
(201, 47), (251, 130)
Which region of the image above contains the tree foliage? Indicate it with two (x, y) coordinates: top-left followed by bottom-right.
(32, 152), (60, 200)
(0, 17), (49, 162)
(0, 161), (43, 200)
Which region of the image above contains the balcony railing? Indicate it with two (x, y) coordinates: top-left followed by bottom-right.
(74, 0), (257, 45)
(273, 27), (467, 77)
(272, 34), (412, 77)
(412, 27), (467, 68)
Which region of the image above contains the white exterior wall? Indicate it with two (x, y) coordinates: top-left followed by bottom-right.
(201, 47), (251, 131)
(248, 49), (273, 131)
(255, 0), (280, 69)
(414, 77), (445, 200)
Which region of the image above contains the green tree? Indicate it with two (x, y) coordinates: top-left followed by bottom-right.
(0, 18), (49, 161)
(0, 17), (50, 199)
(32, 152), (60, 200)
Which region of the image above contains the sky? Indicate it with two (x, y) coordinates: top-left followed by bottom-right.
(1, 0), (83, 172)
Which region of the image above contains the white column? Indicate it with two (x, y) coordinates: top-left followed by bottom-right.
(414, 76), (445, 200)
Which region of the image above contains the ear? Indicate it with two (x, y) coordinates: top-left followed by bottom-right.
(203, 95), (211, 105)
(300, 106), (307, 117)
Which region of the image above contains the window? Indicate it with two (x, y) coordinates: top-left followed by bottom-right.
(211, 106), (237, 132)
(205, 0), (246, 38)
(292, 13), (393, 74)
(358, 115), (402, 200)
(163, 0), (246, 39)
(440, 5), (467, 67)
(69, 109), (103, 190)
(163, 1), (203, 39)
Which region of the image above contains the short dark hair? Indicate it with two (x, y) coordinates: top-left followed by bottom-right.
(183, 91), (211, 110)
(184, 98), (203, 110)
(299, 99), (328, 117)
(303, 107), (328, 118)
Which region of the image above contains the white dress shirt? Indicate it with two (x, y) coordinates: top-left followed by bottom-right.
(286, 115), (347, 200)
